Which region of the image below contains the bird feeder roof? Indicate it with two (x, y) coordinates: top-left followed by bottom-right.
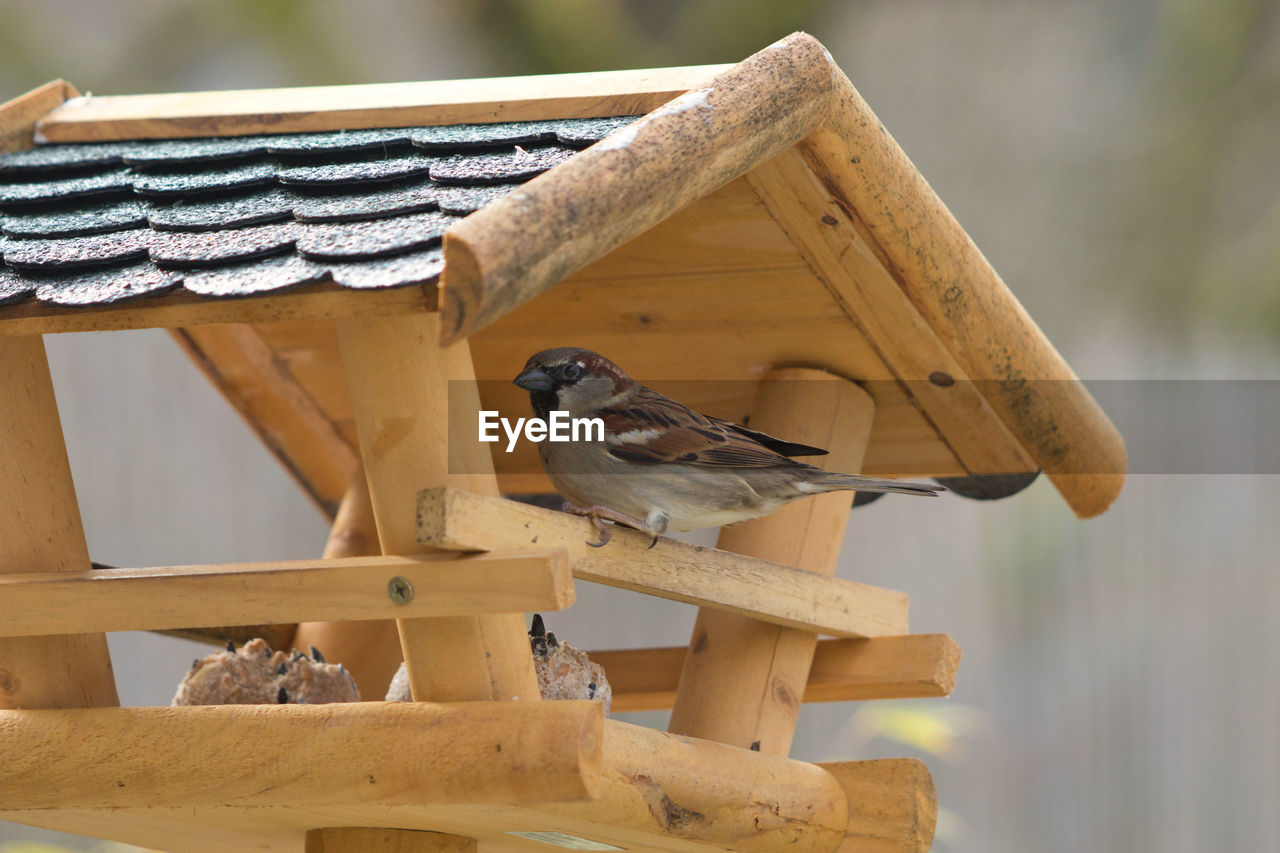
(0, 33), (1125, 517)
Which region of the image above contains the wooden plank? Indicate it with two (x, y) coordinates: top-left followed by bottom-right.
(0, 701), (603, 809)
(801, 68), (1126, 516)
(0, 335), (118, 710)
(293, 462), (405, 699)
(439, 33), (838, 343)
(0, 717), (865, 853)
(307, 829), (475, 853)
(36, 65), (731, 142)
(744, 150), (1038, 477)
(668, 370), (874, 755)
(0, 549), (572, 637)
(0, 280), (433, 336)
(589, 634), (961, 712)
(418, 487), (908, 639)
(820, 760), (937, 853)
(171, 323), (357, 519)
(0, 79), (78, 153)
(336, 312), (540, 702)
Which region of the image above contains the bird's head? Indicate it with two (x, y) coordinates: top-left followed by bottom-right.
(514, 347), (634, 418)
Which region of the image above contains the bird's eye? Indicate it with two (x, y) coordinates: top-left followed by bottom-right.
(561, 363), (581, 381)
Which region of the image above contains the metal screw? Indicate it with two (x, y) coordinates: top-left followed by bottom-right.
(387, 576), (414, 605)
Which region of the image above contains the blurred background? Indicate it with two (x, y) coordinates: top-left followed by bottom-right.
(2, 1), (1278, 851)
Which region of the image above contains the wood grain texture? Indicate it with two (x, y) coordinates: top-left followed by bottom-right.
(0, 549), (572, 637)
(668, 370), (876, 755)
(36, 65), (730, 142)
(820, 759), (937, 853)
(0, 335), (118, 710)
(0, 282), (433, 337)
(800, 69), (1126, 516)
(0, 79), (78, 153)
(337, 312), (540, 702)
(0, 701), (603, 809)
(307, 828), (476, 853)
(0, 717), (879, 853)
(589, 634), (961, 712)
(438, 33), (839, 344)
(418, 487), (908, 639)
(293, 463), (405, 699)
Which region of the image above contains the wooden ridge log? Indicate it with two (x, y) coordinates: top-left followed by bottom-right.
(0, 701), (602, 809)
(0, 549), (572, 638)
(590, 634), (961, 712)
(438, 32), (839, 344)
(820, 760), (937, 853)
(1, 79), (78, 153)
(35, 65), (730, 142)
(799, 67), (1126, 517)
(417, 487), (909, 639)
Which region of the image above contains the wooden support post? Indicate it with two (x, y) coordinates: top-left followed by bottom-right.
(335, 311), (539, 702)
(307, 829), (476, 853)
(668, 369), (875, 755)
(0, 335), (118, 709)
(292, 462), (405, 699)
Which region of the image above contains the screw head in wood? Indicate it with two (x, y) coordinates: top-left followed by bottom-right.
(387, 576), (414, 604)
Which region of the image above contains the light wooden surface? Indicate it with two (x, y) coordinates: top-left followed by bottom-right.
(0, 701), (602, 809)
(0, 549), (571, 638)
(418, 487), (909, 639)
(0, 282), (432, 337)
(0, 78), (78, 153)
(293, 464), (405, 699)
(589, 634), (961, 712)
(820, 760), (937, 853)
(36, 65), (730, 142)
(0, 335), (118, 710)
(337, 312), (540, 702)
(307, 828), (477, 853)
(800, 68), (1126, 516)
(439, 33), (836, 343)
(668, 371), (873, 755)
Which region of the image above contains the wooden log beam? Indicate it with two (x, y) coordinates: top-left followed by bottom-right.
(336, 312), (540, 702)
(417, 487), (909, 639)
(0, 701), (602, 809)
(590, 634), (961, 712)
(307, 829), (475, 853)
(669, 370), (874, 755)
(800, 67), (1126, 517)
(438, 32), (838, 344)
(0, 335), (118, 710)
(820, 760), (937, 853)
(0, 549), (572, 638)
(35, 65), (731, 142)
(293, 462), (406, 699)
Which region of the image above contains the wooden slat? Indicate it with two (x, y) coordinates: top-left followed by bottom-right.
(0, 716), (857, 853)
(820, 760), (937, 853)
(418, 487), (908, 639)
(1, 79), (78, 153)
(439, 33), (838, 343)
(801, 67), (1126, 516)
(744, 150), (1037, 476)
(589, 635), (961, 712)
(308, 829), (475, 853)
(0, 281), (433, 337)
(0, 335), (118, 710)
(0, 549), (572, 638)
(0, 701), (603, 809)
(668, 371), (874, 755)
(336, 312), (540, 702)
(36, 65), (731, 142)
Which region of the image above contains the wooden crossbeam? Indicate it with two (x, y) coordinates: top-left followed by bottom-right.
(821, 759), (936, 853)
(418, 487), (909, 639)
(590, 635), (961, 712)
(0, 701), (602, 809)
(0, 549), (571, 638)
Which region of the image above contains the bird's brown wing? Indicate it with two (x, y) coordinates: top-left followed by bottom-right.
(600, 386), (823, 468)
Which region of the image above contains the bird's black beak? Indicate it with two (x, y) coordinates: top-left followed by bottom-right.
(514, 366), (555, 392)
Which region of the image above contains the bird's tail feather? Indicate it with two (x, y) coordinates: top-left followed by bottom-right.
(806, 472), (945, 497)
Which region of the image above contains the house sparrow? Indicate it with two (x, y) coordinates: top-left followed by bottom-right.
(513, 347), (943, 546)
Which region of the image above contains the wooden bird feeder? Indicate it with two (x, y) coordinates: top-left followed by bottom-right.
(0, 33), (1125, 853)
